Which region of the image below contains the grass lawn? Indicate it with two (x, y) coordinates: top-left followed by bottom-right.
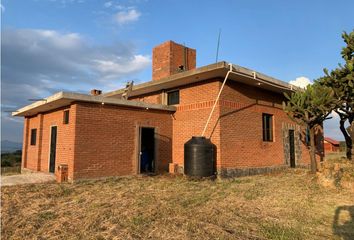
(1, 169), (354, 240)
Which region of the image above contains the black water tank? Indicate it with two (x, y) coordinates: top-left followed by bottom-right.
(184, 136), (216, 177)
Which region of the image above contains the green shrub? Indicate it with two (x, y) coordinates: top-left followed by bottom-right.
(1, 151), (22, 167)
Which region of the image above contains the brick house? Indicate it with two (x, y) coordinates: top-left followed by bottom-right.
(13, 40), (323, 181)
(324, 137), (340, 153)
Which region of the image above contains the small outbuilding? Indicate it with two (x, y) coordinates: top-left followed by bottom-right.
(324, 137), (340, 153)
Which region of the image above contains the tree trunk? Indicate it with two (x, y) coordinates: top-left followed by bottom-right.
(309, 127), (317, 173)
(350, 122), (354, 161)
(339, 118), (352, 160)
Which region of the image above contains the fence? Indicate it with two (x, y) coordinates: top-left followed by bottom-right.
(1, 166), (21, 175)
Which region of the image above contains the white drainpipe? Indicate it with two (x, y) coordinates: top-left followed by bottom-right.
(201, 63), (234, 137)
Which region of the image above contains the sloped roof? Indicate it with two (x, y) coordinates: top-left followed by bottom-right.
(324, 137), (340, 145)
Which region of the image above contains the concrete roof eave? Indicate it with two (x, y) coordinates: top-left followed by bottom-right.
(103, 61), (299, 98)
(12, 92), (176, 117)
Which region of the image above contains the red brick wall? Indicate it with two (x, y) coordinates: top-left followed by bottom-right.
(324, 141), (339, 153)
(23, 116), (40, 170)
(218, 81), (316, 170)
(130, 91), (162, 104)
(21, 118), (29, 169)
(172, 80), (222, 167)
(129, 78), (323, 172)
(21, 78), (324, 180)
(152, 41), (196, 81)
(72, 102), (173, 180)
(129, 80), (222, 168)
(22, 106), (76, 180)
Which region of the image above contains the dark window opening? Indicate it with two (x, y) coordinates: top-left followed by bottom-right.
(305, 127), (310, 146)
(262, 113), (273, 142)
(289, 130), (296, 168)
(178, 65), (185, 71)
(30, 129), (37, 146)
(63, 110), (69, 124)
(167, 90), (180, 105)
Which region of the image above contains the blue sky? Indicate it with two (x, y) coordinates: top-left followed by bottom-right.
(1, 0), (353, 142)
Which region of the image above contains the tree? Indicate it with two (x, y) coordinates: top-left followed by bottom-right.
(283, 83), (335, 173)
(318, 30), (354, 160)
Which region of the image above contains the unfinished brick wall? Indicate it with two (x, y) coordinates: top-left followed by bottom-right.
(130, 91), (162, 104)
(128, 80), (223, 169)
(73, 103), (173, 180)
(22, 102), (173, 181)
(218, 81), (317, 173)
(20, 76), (324, 180)
(129, 77), (323, 175)
(21, 106), (76, 180)
(172, 80), (222, 168)
(23, 116), (40, 170)
(152, 41), (196, 81)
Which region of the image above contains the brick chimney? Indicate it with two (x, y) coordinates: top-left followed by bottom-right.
(152, 41), (196, 81)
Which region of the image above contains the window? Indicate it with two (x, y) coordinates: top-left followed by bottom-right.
(305, 127), (310, 146)
(167, 90), (180, 105)
(262, 113), (273, 142)
(63, 110), (70, 124)
(30, 129), (37, 146)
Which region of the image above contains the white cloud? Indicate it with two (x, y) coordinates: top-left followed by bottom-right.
(1, 28), (151, 142)
(32, 30), (82, 49)
(1, 4), (5, 12)
(93, 54), (150, 79)
(104, 1), (113, 8)
(289, 76), (312, 89)
(114, 9), (141, 25)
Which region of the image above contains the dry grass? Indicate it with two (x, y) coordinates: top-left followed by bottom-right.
(1, 170), (354, 240)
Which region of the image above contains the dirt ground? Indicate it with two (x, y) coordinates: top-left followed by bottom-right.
(1, 172), (55, 186)
(1, 169), (354, 240)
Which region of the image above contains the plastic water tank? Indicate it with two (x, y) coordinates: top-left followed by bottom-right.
(184, 136), (215, 177)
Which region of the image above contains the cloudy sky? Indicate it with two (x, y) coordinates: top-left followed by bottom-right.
(1, 0), (354, 142)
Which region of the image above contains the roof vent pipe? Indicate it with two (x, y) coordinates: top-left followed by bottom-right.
(252, 71), (257, 79)
(201, 63), (234, 137)
(90, 89), (102, 96)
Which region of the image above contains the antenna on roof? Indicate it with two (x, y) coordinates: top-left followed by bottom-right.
(121, 81), (134, 100)
(215, 28), (221, 63)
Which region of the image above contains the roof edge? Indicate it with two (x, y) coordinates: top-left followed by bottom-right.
(103, 61), (228, 97)
(12, 92), (176, 117)
(104, 61), (299, 98)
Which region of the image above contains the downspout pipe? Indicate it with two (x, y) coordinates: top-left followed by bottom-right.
(201, 63), (234, 137)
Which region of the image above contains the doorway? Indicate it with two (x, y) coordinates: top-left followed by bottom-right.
(49, 126), (57, 173)
(139, 127), (155, 173)
(289, 130), (296, 168)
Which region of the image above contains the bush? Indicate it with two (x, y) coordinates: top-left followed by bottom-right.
(1, 151), (22, 167)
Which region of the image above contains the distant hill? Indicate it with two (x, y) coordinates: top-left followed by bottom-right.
(1, 140), (22, 153)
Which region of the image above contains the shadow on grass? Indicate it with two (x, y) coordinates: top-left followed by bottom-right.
(333, 205), (354, 240)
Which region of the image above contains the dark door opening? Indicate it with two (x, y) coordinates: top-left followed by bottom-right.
(289, 130), (296, 168)
(49, 126), (57, 173)
(139, 127), (155, 173)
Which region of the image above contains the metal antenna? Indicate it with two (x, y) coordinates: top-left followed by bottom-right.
(215, 29), (221, 63)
